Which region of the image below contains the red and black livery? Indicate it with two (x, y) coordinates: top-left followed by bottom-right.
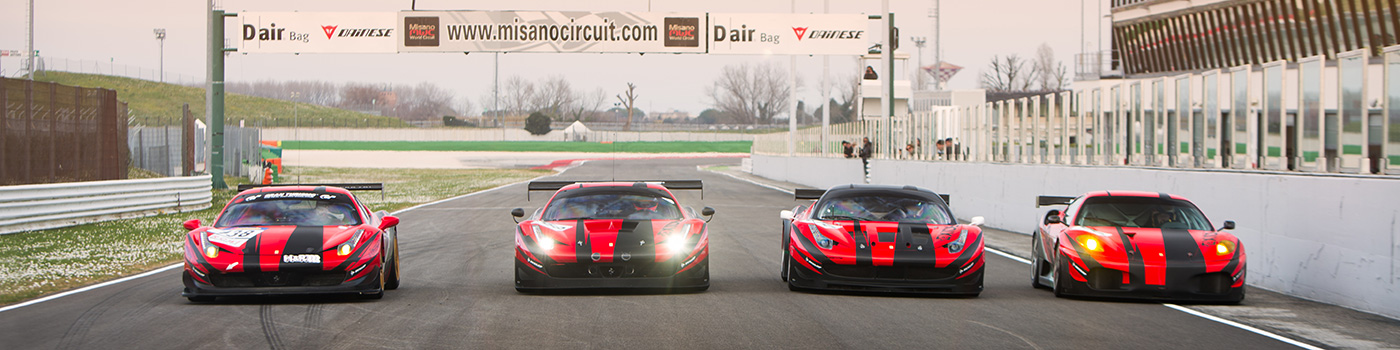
(780, 184), (985, 296)
(511, 180), (714, 292)
(1031, 191), (1245, 302)
(181, 184), (402, 301)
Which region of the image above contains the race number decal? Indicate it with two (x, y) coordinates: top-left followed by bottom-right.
(208, 228), (265, 248)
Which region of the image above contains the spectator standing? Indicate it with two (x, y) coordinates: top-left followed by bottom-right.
(842, 141), (855, 158)
(859, 137), (873, 176)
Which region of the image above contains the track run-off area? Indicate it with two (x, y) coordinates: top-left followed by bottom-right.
(2, 157), (1392, 349)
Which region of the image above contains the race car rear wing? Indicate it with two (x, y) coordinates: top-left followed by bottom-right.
(1036, 195), (1076, 207)
(527, 180), (703, 200)
(793, 188), (950, 204)
(236, 183), (386, 200)
(236, 183), (384, 192)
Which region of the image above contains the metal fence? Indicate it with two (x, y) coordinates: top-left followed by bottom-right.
(756, 46), (1400, 177)
(5, 57), (202, 86)
(0, 175), (212, 235)
(224, 125), (263, 179)
(1, 77), (128, 185)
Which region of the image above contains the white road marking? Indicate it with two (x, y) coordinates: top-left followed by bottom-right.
(986, 247), (1032, 264)
(1, 173), (559, 313)
(0, 263), (182, 313)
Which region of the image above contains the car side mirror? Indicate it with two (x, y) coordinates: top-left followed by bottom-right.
(1221, 220), (1235, 230)
(378, 216), (400, 230)
(1044, 210), (1062, 225)
(970, 216), (985, 226)
(511, 208), (525, 223)
(182, 219), (201, 231)
(779, 210), (794, 220)
(701, 207), (716, 222)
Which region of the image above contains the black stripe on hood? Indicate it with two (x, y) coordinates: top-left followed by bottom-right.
(1161, 228), (1206, 286)
(280, 225), (325, 270)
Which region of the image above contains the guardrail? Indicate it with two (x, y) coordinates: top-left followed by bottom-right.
(0, 175), (213, 235)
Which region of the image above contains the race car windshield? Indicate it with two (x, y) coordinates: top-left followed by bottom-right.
(814, 194), (954, 224)
(543, 192), (682, 221)
(216, 199), (362, 227)
(1075, 197), (1212, 230)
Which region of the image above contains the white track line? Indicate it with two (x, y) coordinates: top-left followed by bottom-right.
(1162, 304), (1324, 350)
(714, 168), (1323, 350)
(1, 174), (557, 313)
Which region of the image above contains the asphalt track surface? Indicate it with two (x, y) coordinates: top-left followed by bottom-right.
(0, 158), (1312, 349)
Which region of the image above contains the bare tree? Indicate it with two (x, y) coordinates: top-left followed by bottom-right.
(568, 88), (609, 121)
(502, 75), (536, 116)
(617, 83), (639, 131)
(535, 75), (577, 119)
(706, 61), (791, 125)
(1033, 44), (1069, 90)
(980, 54), (1035, 92)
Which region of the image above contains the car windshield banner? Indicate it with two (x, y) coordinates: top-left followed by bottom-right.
(708, 13), (869, 55)
(238, 12), (397, 54)
(396, 11), (707, 54)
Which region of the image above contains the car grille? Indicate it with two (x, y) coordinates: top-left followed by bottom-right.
(209, 271), (347, 288)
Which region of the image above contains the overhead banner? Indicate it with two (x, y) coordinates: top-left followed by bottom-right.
(397, 11), (708, 54)
(708, 13), (868, 55)
(237, 12), (397, 54)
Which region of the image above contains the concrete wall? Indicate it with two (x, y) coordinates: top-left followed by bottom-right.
(259, 128), (755, 143)
(752, 153), (1400, 319)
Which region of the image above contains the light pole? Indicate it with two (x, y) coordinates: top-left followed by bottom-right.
(153, 28), (166, 82)
(912, 36), (927, 90)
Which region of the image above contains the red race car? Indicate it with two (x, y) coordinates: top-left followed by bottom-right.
(1031, 191), (1245, 302)
(780, 185), (985, 296)
(511, 180), (714, 292)
(181, 184), (401, 302)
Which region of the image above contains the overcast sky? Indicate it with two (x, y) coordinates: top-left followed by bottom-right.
(0, 0), (1110, 116)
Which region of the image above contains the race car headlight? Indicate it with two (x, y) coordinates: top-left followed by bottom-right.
(337, 229), (365, 256)
(1077, 235), (1104, 253)
(948, 228), (970, 253)
(533, 225), (555, 251)
(665, 234), (689, 253)
(1215, 240), (1235, 256)
(204, 245), (219, 259)
(808, 224), (834, 249)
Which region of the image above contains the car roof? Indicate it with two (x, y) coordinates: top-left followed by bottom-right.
(824, 184), (939, 196)
(1081, 191), (1190, 201)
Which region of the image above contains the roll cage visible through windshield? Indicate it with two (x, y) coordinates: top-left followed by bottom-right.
(1073, 196), (1213, 230)
(542, 187), (683, 221)
(812, 191), (954, 224)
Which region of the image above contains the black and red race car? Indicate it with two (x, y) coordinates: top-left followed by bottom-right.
(181, 184), (401, 301)
(511, 180), (714, 292)
(1031, 191), (1245, 302)
(780, 185), (985, 295)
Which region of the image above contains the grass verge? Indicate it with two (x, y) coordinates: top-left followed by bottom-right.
(282, 140), (753, 153)
(0, 168), (546, 306)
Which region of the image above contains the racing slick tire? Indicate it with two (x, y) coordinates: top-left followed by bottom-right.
(780, 220), (792, 282)
(785, 254), (804, 292)
(1052, 252), (1073, 298)
(384, 230), (401, 290)
(780, 243), (791, 282)
(1031, 233), (1050, 290)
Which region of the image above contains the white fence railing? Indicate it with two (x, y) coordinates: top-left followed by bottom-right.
(0, 175), (213, 235)
(757, 45), (1400, 177)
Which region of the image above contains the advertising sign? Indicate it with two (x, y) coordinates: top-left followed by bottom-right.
(708, 13), (869, 55)
(238, 12), (397, 54)
(396, 11), (707, 54)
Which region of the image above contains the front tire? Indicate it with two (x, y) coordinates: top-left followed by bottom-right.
(1031, 233), (1050, 290)
(384, 229), (401, 290)
(1052, 253), (1072, 298)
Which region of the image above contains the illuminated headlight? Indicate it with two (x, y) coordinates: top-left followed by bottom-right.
(338, 229), (365, 256)
(533, 225), (555, 251)
(204, 245), (219, 258)
(808, 224), (833, 249)
(666, 234), (689, 253)
(1215, 240), (1235, 256)
(1077, 235), (1103, 253)
(947, 228), (969, 253)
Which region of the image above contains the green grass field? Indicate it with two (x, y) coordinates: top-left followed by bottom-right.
(33, 72), (409, 128)
(0, 168), (546, 305)
(282, 140), (753, 153)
